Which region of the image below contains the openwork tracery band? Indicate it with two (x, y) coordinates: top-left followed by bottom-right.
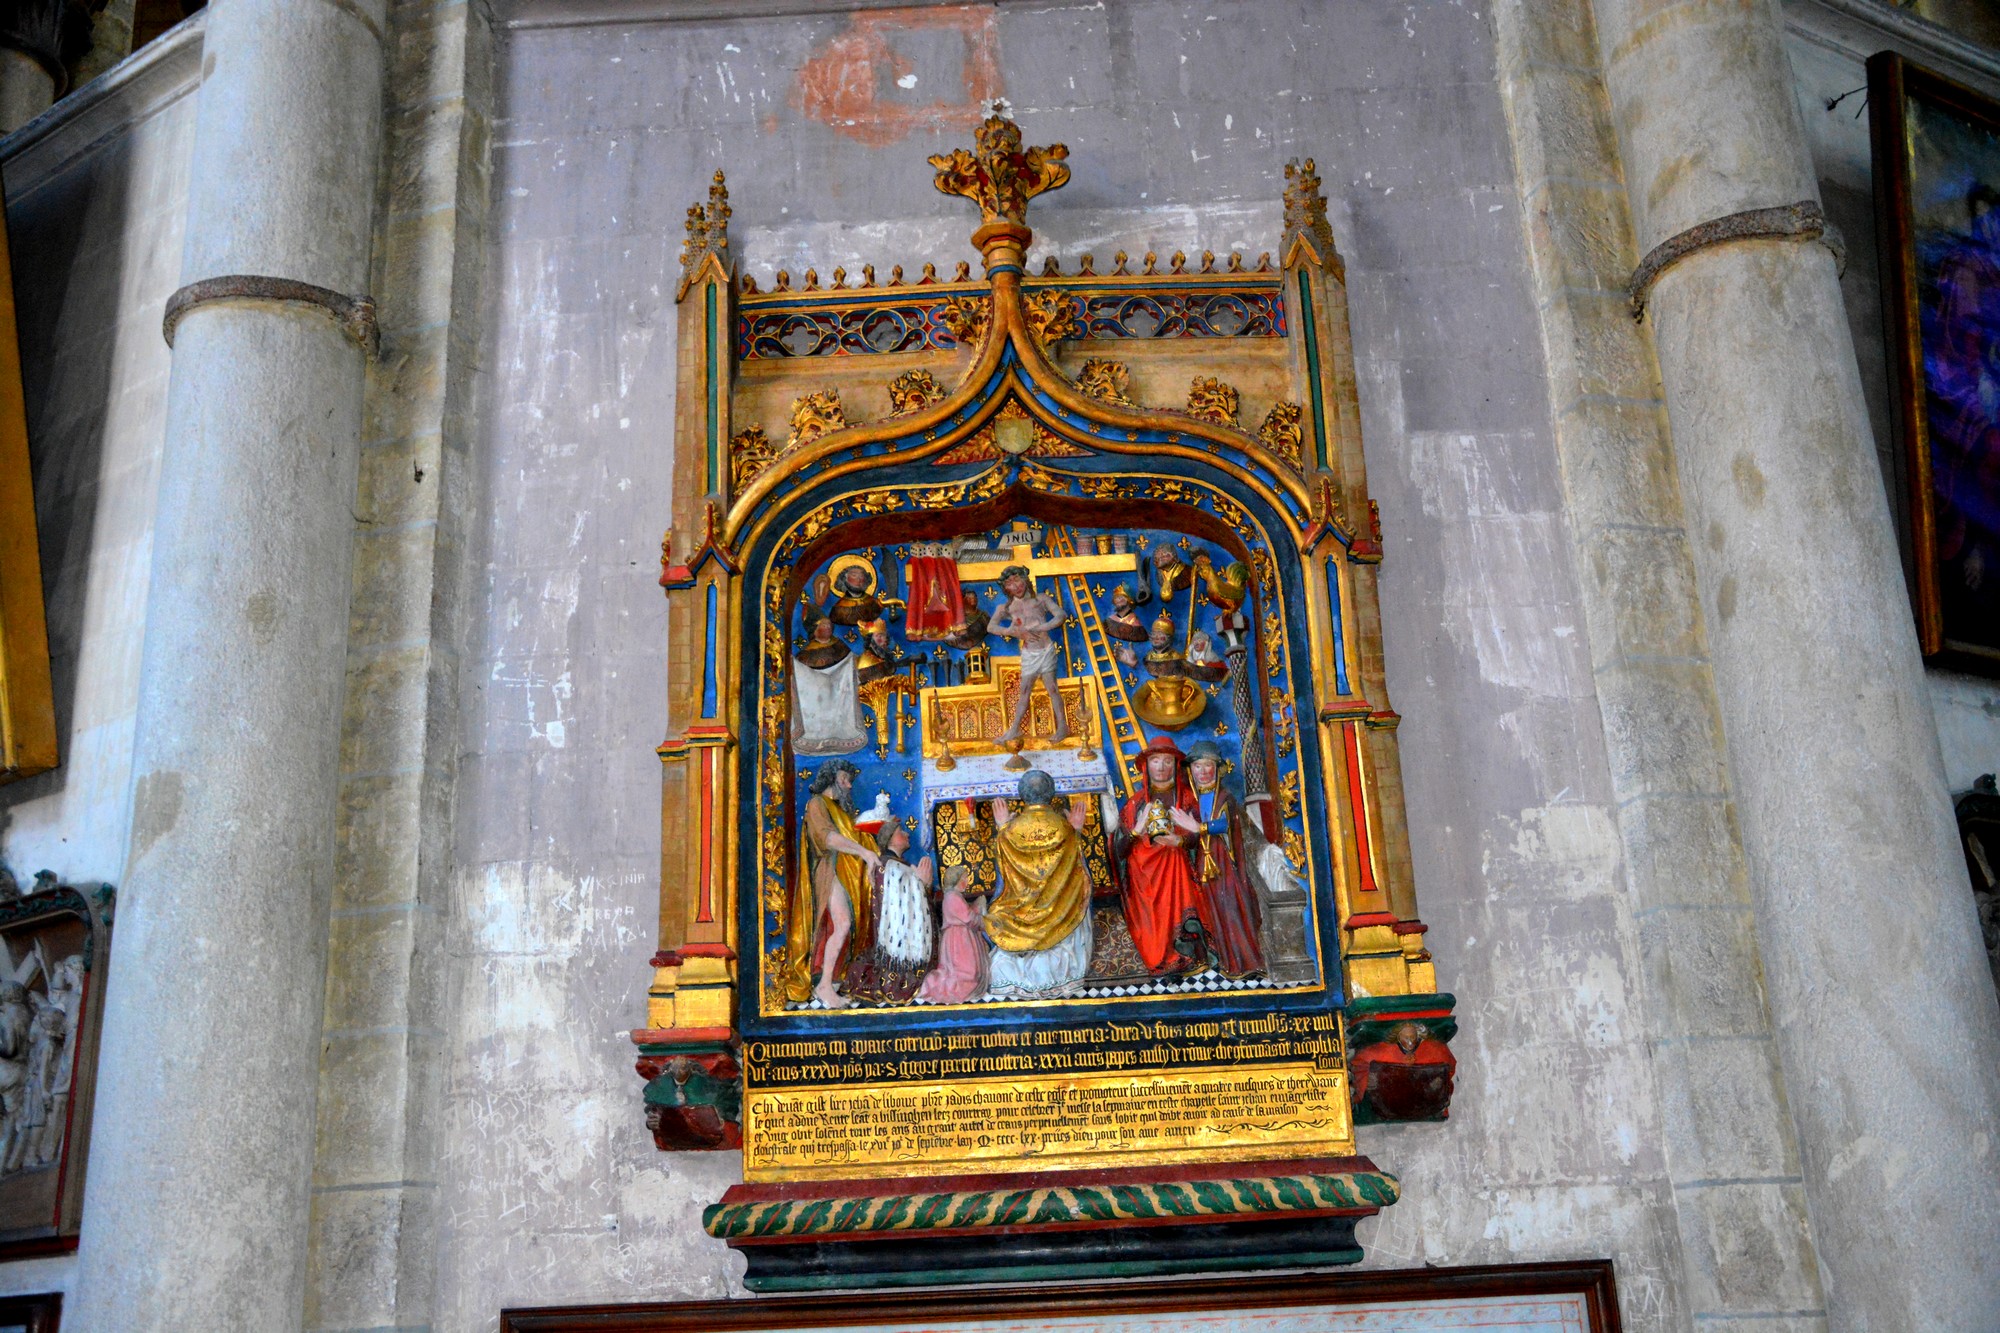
(1628, 200), (1847, 319)
(162, 276), (380, 356)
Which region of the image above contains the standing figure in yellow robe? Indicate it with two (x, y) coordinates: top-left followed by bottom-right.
(987, 769), (1095, 998)
(782, 759), (880, 1009)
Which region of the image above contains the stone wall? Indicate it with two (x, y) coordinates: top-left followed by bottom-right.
(447, 3), (1684, 1327)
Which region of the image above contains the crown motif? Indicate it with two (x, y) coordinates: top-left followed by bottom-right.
(929, 109), (1071, 230)
(677, 170), (731, 298)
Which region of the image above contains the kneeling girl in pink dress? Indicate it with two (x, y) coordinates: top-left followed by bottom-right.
(915, 866), (989, 1003)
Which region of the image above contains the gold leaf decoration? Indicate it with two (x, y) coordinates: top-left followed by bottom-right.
(888, 370), (945, 416)
(730, 424), (776, 491)
(938, 296), (991, 348)
(1187, 377), (1241, 426)
(928, 112), (1071, 227)
(1024, 291), (1081, 349)
(1258, 400), (1306, 471)
(1076, 358), (1132, 405)
(676, 170), (730, 299)
(788, 389), (846, 450)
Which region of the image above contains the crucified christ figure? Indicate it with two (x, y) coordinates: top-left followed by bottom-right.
(988, 565), (1069, 750)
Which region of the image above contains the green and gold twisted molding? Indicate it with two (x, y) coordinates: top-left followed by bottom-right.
(702, 1168), (1400, 1240)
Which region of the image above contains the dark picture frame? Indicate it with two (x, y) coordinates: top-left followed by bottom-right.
(1870, 51), (2000, 673)
(499, 1260), (1621, 1332)
(0, 1292), (59, 1332)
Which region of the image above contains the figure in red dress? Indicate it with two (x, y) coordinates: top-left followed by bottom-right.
(1115, 735), (1208, 974)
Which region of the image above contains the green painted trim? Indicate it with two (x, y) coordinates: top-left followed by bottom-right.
(745, 1247), (1367, 1292)
(703, 1170), (1399, 1241)
(1345, 992), (1456, 1020)
(705, 283), (720, 493)
(1296, 269), (1329, 471)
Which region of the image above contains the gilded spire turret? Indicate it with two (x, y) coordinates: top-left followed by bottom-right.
(1282, 158), (1342, 275)
(677, 169), (732, 299)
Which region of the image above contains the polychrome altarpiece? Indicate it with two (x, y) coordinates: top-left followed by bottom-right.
(639, 114), (1457, 1290)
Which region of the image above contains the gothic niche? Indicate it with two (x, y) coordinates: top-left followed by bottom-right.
(642, 113), (1454, 1289)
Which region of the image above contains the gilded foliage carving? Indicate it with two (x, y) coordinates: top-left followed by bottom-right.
(912, 466), (1008, 509)
(731, 424), (776, 492)
(1076, 358), (1132, 405)
(928, 112), (1071, 227)
(1187, 377), (1241, 427)
(938, 296), (991, 348)
(788, 390), (847, 450)
(888, 370), (945, 416)
(1258, 401), (1306, 471)
(1023, 291), (1081, 349)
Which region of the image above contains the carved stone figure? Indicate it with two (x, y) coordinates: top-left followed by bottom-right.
(1184, 741), (1264, 978)
(824, 563), (882, 627)
(987, 771), (1094, 997)
(943, 591), (990, 650)
(1115, 736), (1209, 975)
(854, 620), (902, 686)
(915, 867), (989, 1004)
(1104, 583), (1150, 642)
(783, 760), (881, 1010)
(790, 607), (867, 756)
(844, 820), (935, 1005)
(988, 566), (1068, 755)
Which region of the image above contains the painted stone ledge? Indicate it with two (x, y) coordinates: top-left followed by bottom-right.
(706, 1156), (1397, 1291)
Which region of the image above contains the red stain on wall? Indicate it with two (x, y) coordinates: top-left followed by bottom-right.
(796, 8), (1002, 147)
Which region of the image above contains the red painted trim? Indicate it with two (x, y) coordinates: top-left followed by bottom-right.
(696, 747), (715, 924)
(1343, 912), (1398, 929)
(674, 943), (737, 959)
(1392, 920), (1428, 935)
(630, 1026), (738, 1046)
(1342, 722), (1379, 898)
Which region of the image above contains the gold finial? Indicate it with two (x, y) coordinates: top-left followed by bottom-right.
(676, 169), (731, 299)
(1283, 157), (1341, 266)
(928, 107), (1071, 230)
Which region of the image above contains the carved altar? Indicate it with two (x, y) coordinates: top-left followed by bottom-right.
(639, 113), (1455, 1289)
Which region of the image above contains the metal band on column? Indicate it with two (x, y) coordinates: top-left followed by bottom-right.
(163, 275), (379, 356)
(1628, 200), (1846, 319)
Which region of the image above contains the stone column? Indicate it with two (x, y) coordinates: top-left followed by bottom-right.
(0, 1), (67, 132)
(70, 1), (386, 1330)
(1593, 1), (2000, 1328)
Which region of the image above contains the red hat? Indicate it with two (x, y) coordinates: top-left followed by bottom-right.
(1138, 734), (1185, 762)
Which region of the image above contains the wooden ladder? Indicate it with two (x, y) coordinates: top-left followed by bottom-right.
(1049, 526), (1144, 797)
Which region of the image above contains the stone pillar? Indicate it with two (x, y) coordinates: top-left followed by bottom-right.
(70, 1), (386, 1329)
(0, 0), (67, 132)
(1593, 1), (2000, 1328)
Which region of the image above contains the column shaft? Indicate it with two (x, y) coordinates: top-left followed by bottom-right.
(70, 1), (386, 1328)
(1593, 1), (2000, 1328)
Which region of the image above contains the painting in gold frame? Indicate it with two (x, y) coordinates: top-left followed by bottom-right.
(1870, 52), (2000, 673)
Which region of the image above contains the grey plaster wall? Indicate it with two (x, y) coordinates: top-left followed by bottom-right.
(448, 3), (1682, 1328)
(0, 21), (198, 1305)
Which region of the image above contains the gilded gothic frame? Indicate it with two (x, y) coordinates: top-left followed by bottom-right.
(637, 115), (1458, 1286)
